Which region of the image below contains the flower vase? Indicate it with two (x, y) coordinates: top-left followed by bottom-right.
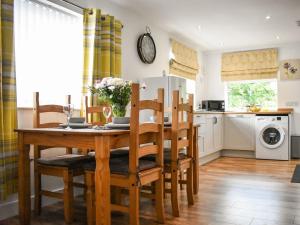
(112, 103), (127, 117)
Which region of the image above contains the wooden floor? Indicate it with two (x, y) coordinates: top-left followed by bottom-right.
(2, 157), (300, 225)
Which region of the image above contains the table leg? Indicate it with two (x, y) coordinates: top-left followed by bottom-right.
(95, 136), (111, 225)
(18, 133), (31, 225)
(193, 127), (199, 194)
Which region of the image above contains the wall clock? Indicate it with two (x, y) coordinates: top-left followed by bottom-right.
(137, 27), (156, 64)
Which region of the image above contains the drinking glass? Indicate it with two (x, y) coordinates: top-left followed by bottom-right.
(63, 104), (74, 130)
(103, 106), (112, 125)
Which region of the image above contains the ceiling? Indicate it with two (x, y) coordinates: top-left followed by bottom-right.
(109, 0), (300, 51)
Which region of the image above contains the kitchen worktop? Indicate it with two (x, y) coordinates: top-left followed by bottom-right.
(194, 108), (293, 115)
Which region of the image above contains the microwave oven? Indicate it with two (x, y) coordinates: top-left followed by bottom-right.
(202, 100), (225, 112)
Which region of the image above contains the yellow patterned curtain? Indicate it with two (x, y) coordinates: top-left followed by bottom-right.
(82, 9), (122, 96)
(221, 48), (278, 81)
(81, 9), (122, 121)
(0, 0), (18, 200)
(169, 39), (199, 80)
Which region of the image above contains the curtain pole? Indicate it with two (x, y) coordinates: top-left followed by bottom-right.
(58, 0), (124, 28)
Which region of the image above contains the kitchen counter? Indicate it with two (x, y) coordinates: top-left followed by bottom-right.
(194, 108), (293, 115)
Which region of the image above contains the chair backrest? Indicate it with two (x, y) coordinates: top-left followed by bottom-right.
(171, 91), (194, 161)
(33, 92), (71, 128)
(85, 96), (111, 126)
(129, 83), (164, 174)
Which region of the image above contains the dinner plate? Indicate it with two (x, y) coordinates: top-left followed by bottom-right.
(105, 123), (130, 129)
(59, 123), (91, 129)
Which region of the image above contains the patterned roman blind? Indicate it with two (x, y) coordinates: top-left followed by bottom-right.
(221, 48), (279, 81)
(169, 39), (199, 80)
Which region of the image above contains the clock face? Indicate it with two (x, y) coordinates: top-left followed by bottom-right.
(137, 33), (156, 64)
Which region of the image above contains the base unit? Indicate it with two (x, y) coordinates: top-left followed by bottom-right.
(224, 114), (255, 151)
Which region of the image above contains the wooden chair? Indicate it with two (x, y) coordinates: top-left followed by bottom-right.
(84, 83), (165, 225)
(33, 92), (93, 224)
(164, 91), (194, 217)
(85, 95), (111, 126)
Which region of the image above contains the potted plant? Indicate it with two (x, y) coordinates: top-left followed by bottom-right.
(90, 77), (132, 119)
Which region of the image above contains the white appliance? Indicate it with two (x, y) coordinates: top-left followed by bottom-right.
(139, 76), (187, 122)
(255, 115), (290, 160)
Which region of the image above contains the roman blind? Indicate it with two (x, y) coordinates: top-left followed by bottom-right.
(221, 48), (279, 81)
(169, 39), (199, 80)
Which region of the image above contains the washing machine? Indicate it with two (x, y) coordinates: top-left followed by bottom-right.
(255, 115), (290, 160)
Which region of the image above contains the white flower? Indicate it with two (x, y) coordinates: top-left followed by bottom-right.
(94, 80), (102, 89)
(111, 78), (124, 86)
(100, 77), (113, 87)
(108, 86), (115, 91)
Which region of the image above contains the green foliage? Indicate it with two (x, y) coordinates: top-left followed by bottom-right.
(227, 81), (276, 109)
(89, 78), (132, 117)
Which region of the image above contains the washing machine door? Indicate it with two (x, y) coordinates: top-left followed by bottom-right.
(259, 124), (285, 149)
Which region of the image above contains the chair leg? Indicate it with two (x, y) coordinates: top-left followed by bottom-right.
(155, 172), (165, 223)
(34, 170), (41, 215)
(85, 172), (95, 225)
(179, 171), (184, 190)
(171, 167), (180, 217)
(186, 165), (194, 205)
(34, 146), (41, 215)
(63, 170), (74, 224)
(129, 185), (140, 225)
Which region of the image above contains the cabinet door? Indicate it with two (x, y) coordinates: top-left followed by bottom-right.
(213, 115), (223, 151)
(205, 117), (214, 154)
(224, 114), (255, 150)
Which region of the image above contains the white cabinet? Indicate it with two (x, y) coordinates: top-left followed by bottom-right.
(224, 114), (255, 151)
(213, 115), (223, 151)
(194, 114), (224, 157)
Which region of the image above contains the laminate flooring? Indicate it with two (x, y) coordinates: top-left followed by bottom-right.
(2, 157), (300, 225)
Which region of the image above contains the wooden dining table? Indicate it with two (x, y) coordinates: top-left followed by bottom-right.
(15, 125), (199, 225)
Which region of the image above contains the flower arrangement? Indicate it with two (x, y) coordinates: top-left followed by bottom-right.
(90, 77), (132, 117)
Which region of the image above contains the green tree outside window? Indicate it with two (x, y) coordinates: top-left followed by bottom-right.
(227, 81), (277, 110)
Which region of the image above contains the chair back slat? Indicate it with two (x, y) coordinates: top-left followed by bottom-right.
(85, 96), (111, 126)
(38, 105), (64, 113)
(140, 100), (162, 111)
(139, 123), (160, 134)
(177, 139), (189, 150)
(178, 122), (189, 131)
(178, 103), (192, 113)
(171, 91), (194, 160)
(33, 92), (71, 128)
(138, 145), (159, 158)
(129, 83), (164, 174)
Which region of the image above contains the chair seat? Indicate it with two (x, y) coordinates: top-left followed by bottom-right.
(84, 156), (157, 176)
(88, 148), (129, 158)
(37, 154), (94, 169)
(142, 148), (188, 164)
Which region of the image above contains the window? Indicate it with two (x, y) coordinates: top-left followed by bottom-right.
(225, 79), (277, 111)
(14, 0), (83, 108)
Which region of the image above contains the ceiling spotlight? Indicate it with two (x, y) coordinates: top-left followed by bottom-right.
(220, 42), (224, 46)
(265, 15), (271, 20)
(276, 35), (280, 40)
(198, 25), (202, 31)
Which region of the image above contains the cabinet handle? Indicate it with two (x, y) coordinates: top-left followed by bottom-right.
(213, 117), (217, 124)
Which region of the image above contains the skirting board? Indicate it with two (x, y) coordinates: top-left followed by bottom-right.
(199, 151), (221, 165)
(199, 150), (255, 166)
(221, 149), (255, 158)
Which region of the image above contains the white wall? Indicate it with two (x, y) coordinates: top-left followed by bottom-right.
(198, 42), (300, 135)
(0, 0), (202, 220)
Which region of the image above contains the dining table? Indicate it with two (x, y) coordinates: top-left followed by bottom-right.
(15, 124), (199, 225)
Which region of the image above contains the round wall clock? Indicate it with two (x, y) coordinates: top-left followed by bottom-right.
(137, 27), (156, 64)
